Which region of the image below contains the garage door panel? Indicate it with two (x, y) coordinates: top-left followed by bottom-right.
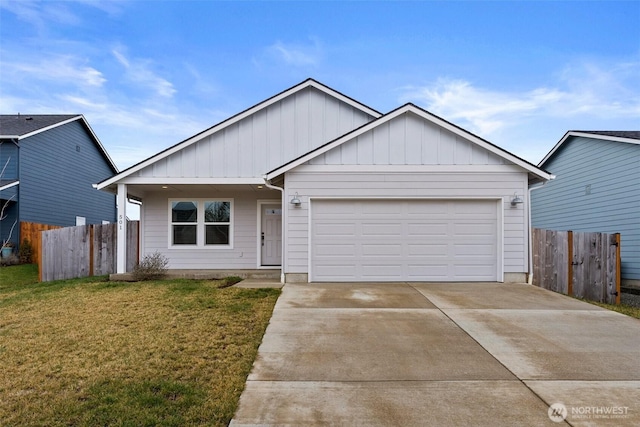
(407, 243), (448, 256)
(361, 244), (402, 256)
(361, 265), (404, 278)
(361, 223), (402, 236)
(315, 244), (356, 256)
(360, 202), (403, 216)
(454, 265), (497, 278)
(314, 223), (356, 236)
(454, 244), (495, 256)
(407, 223), (449, 236)
(311, 199), (498, 282)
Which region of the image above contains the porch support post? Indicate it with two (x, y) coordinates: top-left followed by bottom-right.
(116, 183), (127, 274)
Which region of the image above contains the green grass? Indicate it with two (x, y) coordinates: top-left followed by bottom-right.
(588, 300), (640, 319)
(0, 263), (38, 287)
(0, 265), (280, 426)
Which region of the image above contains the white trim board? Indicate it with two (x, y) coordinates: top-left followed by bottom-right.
(539, 131), (640, 167)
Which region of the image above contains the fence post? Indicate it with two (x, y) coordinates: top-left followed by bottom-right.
(89, 225), (94, 277)
(616, 233), (621, 305)
(567, 231), (573, 297)
(38, 233), (43, 282)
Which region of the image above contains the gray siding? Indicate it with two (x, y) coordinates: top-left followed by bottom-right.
(142, 190), (279, 269)
(284, 166), (529, 275)
(18, 120), (116, 227)
(133, 87), (376, 179)
(531, 137), (640, 280)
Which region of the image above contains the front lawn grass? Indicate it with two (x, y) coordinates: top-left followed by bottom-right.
(0, 267), (280, 426)
(588, 300), (640, 319)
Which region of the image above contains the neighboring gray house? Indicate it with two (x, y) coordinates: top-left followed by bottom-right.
(0, 115), (118, 249)
(98, 79), (552, 283)
(531, 131), (640, 288)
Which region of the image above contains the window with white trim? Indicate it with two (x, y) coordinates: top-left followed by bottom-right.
(170, 199), (233, 247)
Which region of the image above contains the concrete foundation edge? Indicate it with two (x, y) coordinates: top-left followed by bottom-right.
(622, 279), (640, 291)
(284, 272), (527, 284)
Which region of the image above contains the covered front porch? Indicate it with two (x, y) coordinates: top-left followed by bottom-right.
(106, 181), (287, 280)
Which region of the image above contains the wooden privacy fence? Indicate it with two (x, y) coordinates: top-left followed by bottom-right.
(40, 221), (139, 282)
(532, 228), (621, 304)
(20, 221), (63, 265)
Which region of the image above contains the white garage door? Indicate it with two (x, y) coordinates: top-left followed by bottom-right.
(310, 199), (499, 282)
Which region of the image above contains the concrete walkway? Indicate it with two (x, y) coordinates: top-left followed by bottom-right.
(230, 282), (640, 426)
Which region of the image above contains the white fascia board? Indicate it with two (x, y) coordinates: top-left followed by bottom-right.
(0, 135), (20, 139)
(15, 115), (119, 174)
(16, 115), (82, 139)
(98, 79), (382, 190)
(266, 104), (553, 182)
(117, 177), (264, 185)
(0, 180), (19, 191)
(411, 106), (553, 181)
(539, 131), (640, 167)
(77, 115), (119, 173)
(288, 164), (527, 174)
(306, 80), (382, 118)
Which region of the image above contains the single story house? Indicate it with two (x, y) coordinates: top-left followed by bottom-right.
(531, 131), (640, 288)
(97, 79), (552, 283)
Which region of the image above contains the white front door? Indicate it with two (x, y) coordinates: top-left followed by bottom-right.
(261, 204), (282, 266)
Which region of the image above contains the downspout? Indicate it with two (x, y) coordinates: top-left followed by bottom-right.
(263, 175), (286, 284)
(527, 176), (555, 284)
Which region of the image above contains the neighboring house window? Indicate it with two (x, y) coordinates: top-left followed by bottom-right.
(169, 199), (233, 248)
(76, 216), (86, 226)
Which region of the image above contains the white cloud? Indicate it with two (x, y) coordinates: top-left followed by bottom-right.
(264, 37), (324, 67)
(0, 0), (124, 33)
(112, 49), (177, 98)
(4, 54), (106, 88)
(400, 59), (640, 162)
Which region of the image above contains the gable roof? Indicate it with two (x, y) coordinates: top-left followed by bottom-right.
(539, 130), (640, 167)
(0, 114), (79, 138)
(265, 103), (553, 183)
(96, 78), (381, 190)
(0, 114), (118, 174)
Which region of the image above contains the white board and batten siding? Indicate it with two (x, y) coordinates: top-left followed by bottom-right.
(283, 111), (530, 281)
(141, 190), (279, 269)
(129, 87), (376, 181)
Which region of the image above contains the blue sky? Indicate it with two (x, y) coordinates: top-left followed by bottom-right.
(1, 0), (639, 170)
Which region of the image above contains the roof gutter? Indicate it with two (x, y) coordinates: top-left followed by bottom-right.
(263, 175), (286, 284)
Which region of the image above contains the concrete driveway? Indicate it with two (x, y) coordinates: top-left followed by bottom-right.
(230, 283), (640, 426)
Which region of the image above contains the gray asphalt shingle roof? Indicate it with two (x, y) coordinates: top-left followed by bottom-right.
(0, 114), (79, 137)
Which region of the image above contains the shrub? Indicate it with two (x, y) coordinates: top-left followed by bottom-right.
(132, 252), (169, 281)
(0, 254), (20, 267)
(18, 239), (33, 264)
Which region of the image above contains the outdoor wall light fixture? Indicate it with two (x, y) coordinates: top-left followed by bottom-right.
(290, 192), (301, 207)
(510, 192), (524, 207)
